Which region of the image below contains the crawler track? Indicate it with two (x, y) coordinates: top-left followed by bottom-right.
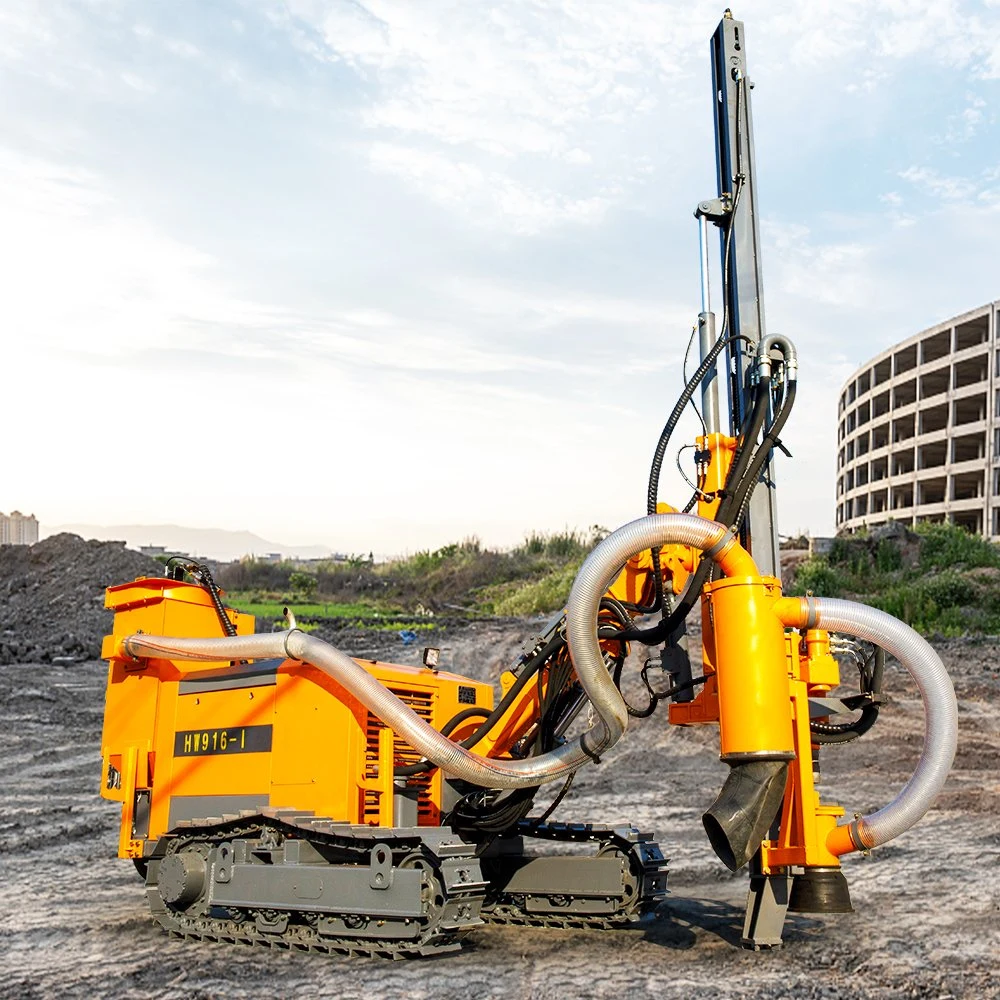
(145, 809), (487, 958)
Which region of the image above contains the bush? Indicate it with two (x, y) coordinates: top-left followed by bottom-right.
(916, 522), (1000, 572)
(521, 532), (548, 556)
(490, 560), (582, 616)
(787, 558), (848, 597)
(874, 538), (902, 573)
(288, 571), (318, 596)
(919, 569), (978, 608)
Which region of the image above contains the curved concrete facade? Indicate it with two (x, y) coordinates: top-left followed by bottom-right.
(837, 300), (1000, 537)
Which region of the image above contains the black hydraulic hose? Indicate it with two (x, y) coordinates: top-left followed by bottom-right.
(872, 643), (886, 691)
(645, 330), (754, 615)
(169, 558), (238, 638)
(645, 330), (745, 518)
(612, 657), (657, 718)
(729, 380), (798, 530)
(617, 380), (773, 645)
(701, 378), (772, 529)
(206, 579), (239, 638)
(811, 646), (884, 744)
(811, 702), (881, 745)
(441, 706), (492, 737)
(394, 633), (560, 777)
(526, 772), (575, 827)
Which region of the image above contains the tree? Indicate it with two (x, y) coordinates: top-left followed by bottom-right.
(288, 571), (318, 597)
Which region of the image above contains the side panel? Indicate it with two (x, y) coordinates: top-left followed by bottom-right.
(268, 664), (363, 821)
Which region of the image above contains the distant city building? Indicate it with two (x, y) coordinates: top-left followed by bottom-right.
(0, 511), (39, 546)
(837, 300), (1000, 537)
(139, 545), (167, 557)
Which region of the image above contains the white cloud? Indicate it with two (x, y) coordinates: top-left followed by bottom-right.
(2, 1), (999, 547)
(281, 0), (707, 231)
(277, 1), (1000, 241)
(287, 0), (703, 153)
(899, 164), (997, 204)
(764, 220), (876, 310)
(367, 141), (616, 234)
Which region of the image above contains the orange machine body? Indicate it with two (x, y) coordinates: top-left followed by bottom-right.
(100, 578), (493, 859)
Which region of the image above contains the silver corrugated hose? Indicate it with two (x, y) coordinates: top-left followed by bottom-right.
(123, 513), (731, 789)
(810, 598), (958, 850)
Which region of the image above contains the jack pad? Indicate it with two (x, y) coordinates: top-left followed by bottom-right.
(788, 866), (853, 914)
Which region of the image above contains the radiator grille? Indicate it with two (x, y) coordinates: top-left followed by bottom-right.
(364, 686), (436, 825)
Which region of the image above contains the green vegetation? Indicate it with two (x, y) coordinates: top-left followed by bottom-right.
(787, 522), (1000, 636)
(217, 527), (607, 622)
(226, 599), (381, 620)
(481, 560), (583, 617)
(219, 521), (998, 635)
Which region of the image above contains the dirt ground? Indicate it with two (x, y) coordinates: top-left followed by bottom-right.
(1, 619), (997, 1000)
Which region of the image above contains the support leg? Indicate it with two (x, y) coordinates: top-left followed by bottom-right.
(741, 873), (791, 949)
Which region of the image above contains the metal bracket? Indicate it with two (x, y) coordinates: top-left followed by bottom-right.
(369, 844), (394, 890)
(695, 194), (732, 223)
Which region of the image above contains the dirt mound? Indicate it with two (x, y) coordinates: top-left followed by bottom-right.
(0, 533), (160, 664)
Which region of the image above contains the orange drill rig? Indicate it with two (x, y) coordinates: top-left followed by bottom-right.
(99, 10), (957, 956)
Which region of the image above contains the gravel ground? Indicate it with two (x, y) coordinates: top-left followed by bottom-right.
(0, 621), (997, 999)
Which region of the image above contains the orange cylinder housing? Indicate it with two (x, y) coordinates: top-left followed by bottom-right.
(703, 575), (794, 762)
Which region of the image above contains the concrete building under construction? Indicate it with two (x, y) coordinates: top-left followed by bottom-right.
(837, 300), (1000, 537)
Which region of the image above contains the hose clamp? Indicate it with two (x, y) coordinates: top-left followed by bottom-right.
(283, 628), (305, 661)
(579, 729), (603, 764)
(803, 595), (819, 629)
(121, 635), (142, 663)
(704, 526), (737, 562)
(848, 816), (870, 853)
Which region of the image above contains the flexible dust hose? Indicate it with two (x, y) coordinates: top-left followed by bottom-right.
(780, 597), (958, 853)
(122, 630), (584, 788)
(121, 513), (739, 791)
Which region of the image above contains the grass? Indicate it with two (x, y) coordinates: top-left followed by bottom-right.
(479, 559), (584, 616)
(222, 522), (1000, 635)
(224, 596), (385, 620)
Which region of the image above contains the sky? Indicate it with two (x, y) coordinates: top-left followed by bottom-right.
(3, 0), (1000, 556)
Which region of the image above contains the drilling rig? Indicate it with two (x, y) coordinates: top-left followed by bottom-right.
(99, 10), (958, 956)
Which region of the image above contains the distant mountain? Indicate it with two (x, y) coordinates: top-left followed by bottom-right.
(42, 524), (338, 563)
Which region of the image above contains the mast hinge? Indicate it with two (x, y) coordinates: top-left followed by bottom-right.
(694, 194), (732, 224)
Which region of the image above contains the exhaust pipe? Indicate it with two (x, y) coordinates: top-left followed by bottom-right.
(702, 759), (789, 872)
